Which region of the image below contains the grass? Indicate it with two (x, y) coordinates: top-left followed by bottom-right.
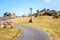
(0, 27), (21, 40)
(14, 16), (60, 40)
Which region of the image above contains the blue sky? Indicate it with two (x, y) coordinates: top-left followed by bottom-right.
(0, 0), (60, 16)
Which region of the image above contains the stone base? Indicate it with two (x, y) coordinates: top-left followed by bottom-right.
(29, 20), (32, 23)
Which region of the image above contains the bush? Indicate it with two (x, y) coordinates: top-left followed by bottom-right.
(11, 26), (13, 28)
(22, 15), (26, 17)
(33, 13), (38, 17)
(4, 26), (7, 28)
(59, 13), (60, 16)
(53, 14), (59, 19)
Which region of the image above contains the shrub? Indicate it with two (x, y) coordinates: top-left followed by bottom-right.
(4, 26), (7, 28)
(53, 14), (59, 19)
(33, 13), (38, 17)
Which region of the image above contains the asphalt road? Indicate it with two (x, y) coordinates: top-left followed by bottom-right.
(14, 24), (50, 40)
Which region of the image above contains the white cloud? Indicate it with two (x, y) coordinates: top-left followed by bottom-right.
(44, 0), (51, 3)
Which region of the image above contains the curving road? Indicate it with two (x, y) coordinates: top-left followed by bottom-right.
(14, 24), (50, 40)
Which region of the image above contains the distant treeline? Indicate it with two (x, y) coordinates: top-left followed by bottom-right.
(29, 8), (60, 19)
(3, 8), (60, 19)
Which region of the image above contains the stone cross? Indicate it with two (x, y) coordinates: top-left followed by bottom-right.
(29, 8), (33, 23)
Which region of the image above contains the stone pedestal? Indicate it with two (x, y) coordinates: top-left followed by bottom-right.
(29, 8), (33, 23)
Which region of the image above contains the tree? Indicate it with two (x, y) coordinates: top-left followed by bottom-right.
(16, 16), (18, 18)
(37, 10), (40, 16)
(47, 9), (50, 11)
(19, 16), (21, 17)
(40, 8), (47, 16)
(33, 13), (38, 17)
(22, 14), (26, 17)
(51, 10), (57, 15)
(53, 14), (59, 19)
(52, 10), (59, 19)
(58, 11), (60, 16)
(4, 12), (9, 17)
(57, 11), (60, 18)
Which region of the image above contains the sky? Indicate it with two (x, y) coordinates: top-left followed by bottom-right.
(0, 0), (60, 16)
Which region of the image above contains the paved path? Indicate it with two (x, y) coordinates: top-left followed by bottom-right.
(14, 24), (50, 40)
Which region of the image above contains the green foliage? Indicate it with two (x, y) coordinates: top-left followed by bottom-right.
(4, 12), (16, 18)
(11, 26), (13, 28)
(4, 26), (7, 28)
(53, 14), (59, 19)
(19, 16), (21, 17)
(33, 13), (38, 17)
(59, 14), (60, 16)
(22, 14), (26, 17)
(32, 8), (60, 19)
(4, 12), (9, 17)
(16, 16), (19, 18)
